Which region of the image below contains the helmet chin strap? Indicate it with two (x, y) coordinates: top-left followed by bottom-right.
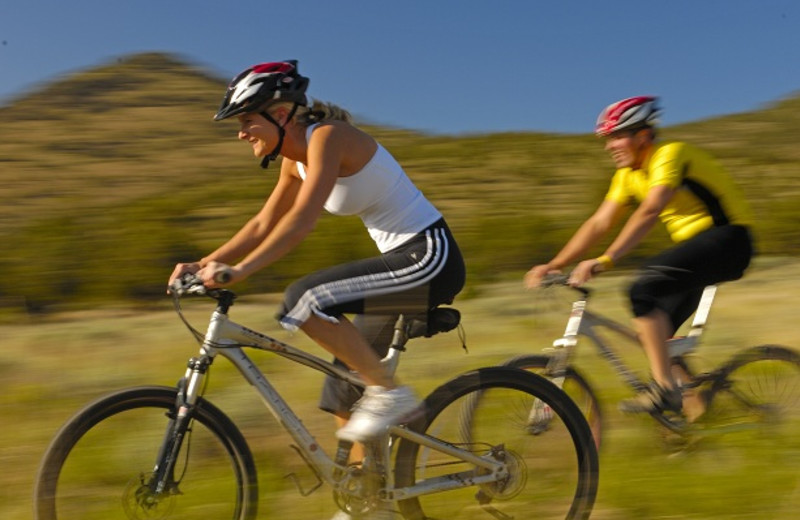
(259, 103), (299, 169)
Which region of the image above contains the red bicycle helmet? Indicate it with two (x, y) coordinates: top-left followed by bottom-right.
(214, 60), (309, 121)
(595, 96), (660, 136)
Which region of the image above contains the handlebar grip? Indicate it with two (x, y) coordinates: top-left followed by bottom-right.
(214, 270), (232, 284)
(540, 273), (591, 296)
(541, 273), (570, 287)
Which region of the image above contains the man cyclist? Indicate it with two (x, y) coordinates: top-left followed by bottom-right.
(525, 96), (754, 414)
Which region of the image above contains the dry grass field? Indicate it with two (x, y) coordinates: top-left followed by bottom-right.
(2, 257), (799, 519)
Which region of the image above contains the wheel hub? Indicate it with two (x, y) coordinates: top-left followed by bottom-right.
(122, 473), (176, 520)
(478, 448), (527, 501)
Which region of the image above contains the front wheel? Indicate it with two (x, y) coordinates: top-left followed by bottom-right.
(502, 354), (603, 449)
(34, 386), (258, 520)
(395, 367), (598, 520)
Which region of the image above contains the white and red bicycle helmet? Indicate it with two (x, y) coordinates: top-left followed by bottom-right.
(595, 96), (660, 136)
(215, 60), (310, 168)
(214, 60), (309, 121)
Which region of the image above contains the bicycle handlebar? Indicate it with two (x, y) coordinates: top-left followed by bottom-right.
(168, 274), (237, 344)
(170, 274), (234, 300)
(214, 270), (232, 284)
(540, 273), (570, 288)
(169, 274), (208, 297)
(540, 273), (592, 297)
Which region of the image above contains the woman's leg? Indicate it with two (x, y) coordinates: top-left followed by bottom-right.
(286, 222), (463, 441)
(300, 314), (395, 388)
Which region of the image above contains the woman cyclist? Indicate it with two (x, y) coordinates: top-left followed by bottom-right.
(168, 61), (465, 447)
(525, 96), (754, 414)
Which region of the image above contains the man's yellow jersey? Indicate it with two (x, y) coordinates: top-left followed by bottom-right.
(605, 141), (753, 242)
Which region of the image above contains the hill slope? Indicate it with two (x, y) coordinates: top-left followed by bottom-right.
(1, 53), (799, 311)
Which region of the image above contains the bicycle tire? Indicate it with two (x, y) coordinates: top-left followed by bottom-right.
(34, 386), (258, 520)
(704, 344), (800, 431)
(501, 354), (603, 449)
(394, 367), (598, 520)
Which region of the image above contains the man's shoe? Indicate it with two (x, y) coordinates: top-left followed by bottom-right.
(619, 383), (682, 414)
(336, 385), (418, 442)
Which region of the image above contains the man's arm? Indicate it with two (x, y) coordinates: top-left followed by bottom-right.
(568, 184), (675, 285)
(525, 199), (625, 288)
(551, 199), (626, 269)
(602, 184), (674, 262)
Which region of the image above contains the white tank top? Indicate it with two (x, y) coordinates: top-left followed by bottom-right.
(296, 124), (442, 252)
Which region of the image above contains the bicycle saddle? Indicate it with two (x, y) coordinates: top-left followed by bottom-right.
(407, 307), (461, 339)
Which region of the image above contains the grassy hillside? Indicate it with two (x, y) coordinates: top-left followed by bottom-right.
(1, 52), (799, 312)
(4, 260), (800, 519)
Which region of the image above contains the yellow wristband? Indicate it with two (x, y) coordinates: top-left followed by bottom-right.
(596, 255), (614, 270)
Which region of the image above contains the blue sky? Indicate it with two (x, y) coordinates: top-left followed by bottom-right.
(1, 0), (799, 135)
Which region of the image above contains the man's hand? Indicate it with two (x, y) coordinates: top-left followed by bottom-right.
(568, 258), (606, 286)
(524, 264), (560, 289)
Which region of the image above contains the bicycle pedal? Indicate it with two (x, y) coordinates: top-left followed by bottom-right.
(474, 489), (491, 505)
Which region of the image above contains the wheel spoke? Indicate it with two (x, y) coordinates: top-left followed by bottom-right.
(35, 387), (257, 520)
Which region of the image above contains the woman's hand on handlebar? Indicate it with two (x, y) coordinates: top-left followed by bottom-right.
(168, 261), (240, 293)
(197, 261), (240, 287)
(168, 262), (202, 293)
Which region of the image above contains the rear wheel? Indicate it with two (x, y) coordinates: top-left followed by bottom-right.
(34, 386), (258, 520)
(704, 345), (800, 433)
(395, 367), (598, 520)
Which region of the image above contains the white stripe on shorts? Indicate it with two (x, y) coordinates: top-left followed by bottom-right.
(280, 227), (449, 331)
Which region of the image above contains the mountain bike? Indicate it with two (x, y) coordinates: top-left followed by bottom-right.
(493, 274), (800, 449)
(34, 274), (598, 520)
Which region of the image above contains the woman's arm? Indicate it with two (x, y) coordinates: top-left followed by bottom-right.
(168, 160), (302, 286)
(201, 161), (302, 266)
(212, 124), (347, 284)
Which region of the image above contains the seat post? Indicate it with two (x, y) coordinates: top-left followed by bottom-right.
(687, 285), (717, 338)
(378, 315), (409, 377)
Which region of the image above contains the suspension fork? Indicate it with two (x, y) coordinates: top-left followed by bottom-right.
(525, 300), (585, 430)
(151, 305), (227, 489)
(149, 355), (212, 495)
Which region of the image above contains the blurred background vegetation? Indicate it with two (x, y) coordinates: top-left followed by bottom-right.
(1, 52), (799, 315)
(3, 53), (800, 519)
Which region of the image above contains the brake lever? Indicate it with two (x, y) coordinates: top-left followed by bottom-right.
(170, 273), (207, 297)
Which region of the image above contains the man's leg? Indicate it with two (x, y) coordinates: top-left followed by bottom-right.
(634, 308), (675, 390)
(620, 307), (683, 413)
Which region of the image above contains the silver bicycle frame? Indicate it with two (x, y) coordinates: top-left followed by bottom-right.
(180, 307), (506, 498)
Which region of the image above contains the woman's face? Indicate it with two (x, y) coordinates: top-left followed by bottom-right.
(237, 113), (278, 158)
